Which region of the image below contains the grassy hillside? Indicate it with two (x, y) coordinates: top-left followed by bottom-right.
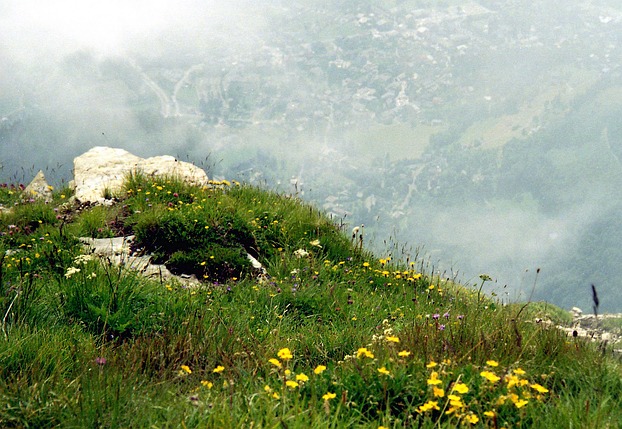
(0, 175), (621, 428)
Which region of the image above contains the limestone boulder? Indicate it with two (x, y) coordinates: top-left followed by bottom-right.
(73, 146), (208, 203)
(73, 147), (142, 203)
(79, 236), (201, 287)
(23, 170), (53, 202)
(137, 155), (208, 186)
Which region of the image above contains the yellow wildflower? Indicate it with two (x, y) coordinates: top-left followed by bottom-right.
(296, 373), (309, 382)
(398, 350), (411, 357)
(481, 370), (501, 383)
(201, 380), (213, 389)
(377, 367), (391, 376)
(356, 347), (375, 359)
(385, 336), (400, 343)
(426, 361), (437, 369)
(433, 386), (445, 398)
(322, 392), (337, 401)
(180, 365), (192, 374)
(314, 365), (327, 374)
(269, 358), (282, 368)
(417, 400), (440, 413)
(486, 360), (499, 367)
(464, 413), (479, 424)
(446, 395), (465, 414)
(285, 380), (298, 389)
(277, 348), (293, 360)
(530, 383), (549, 394)
(506, 374), (519, 388)
(453, 382), (469, 394)
(212, 365), (225, 373)
(447, 394), (461, 402)
(427, 371), (442, 385)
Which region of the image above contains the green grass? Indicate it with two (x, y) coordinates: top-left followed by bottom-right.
(0, 173), (621, 428)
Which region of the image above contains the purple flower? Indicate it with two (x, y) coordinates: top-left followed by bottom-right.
(438, 324), (446, 331)
(95, 357), (107, 366)
(432, 313), (440, 320)
(457, 315), (464, 320)
(443, 312), (450, 319)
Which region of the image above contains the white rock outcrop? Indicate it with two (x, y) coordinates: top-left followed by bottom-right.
(72, 146), (208, 203)
(79, 236), (266, 286)
(79, 236), (201, 287)
(24, 170), (53, 202)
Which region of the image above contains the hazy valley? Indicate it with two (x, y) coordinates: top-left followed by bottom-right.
(2, 0), (622, 310)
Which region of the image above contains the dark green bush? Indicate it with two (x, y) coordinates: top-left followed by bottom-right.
(130, 199), (257, 283)
(167, 245), (251, 283)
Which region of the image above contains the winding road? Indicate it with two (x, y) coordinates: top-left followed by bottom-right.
(127, 58), (173, 118)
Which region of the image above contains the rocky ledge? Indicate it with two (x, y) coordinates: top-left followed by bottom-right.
(16, 146), (209, 206)
(556, 307), (622, 355)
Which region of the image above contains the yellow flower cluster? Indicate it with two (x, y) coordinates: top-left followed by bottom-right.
(264, 348), (330, 402)
(416, 359), (551, 426)
(356, 347), (375, 359)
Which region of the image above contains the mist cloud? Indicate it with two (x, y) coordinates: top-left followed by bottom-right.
(2, 1), (622, 310)
(1, 0), (267, 60)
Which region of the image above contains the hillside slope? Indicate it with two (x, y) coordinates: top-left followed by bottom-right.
(0, 175), (621, 428)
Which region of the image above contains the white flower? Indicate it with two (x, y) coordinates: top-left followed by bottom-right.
(293, 249), (309, 258)
(73, 254), (93, 265)
(310, 239), (322, 248)
(65, 267), (81, 278)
